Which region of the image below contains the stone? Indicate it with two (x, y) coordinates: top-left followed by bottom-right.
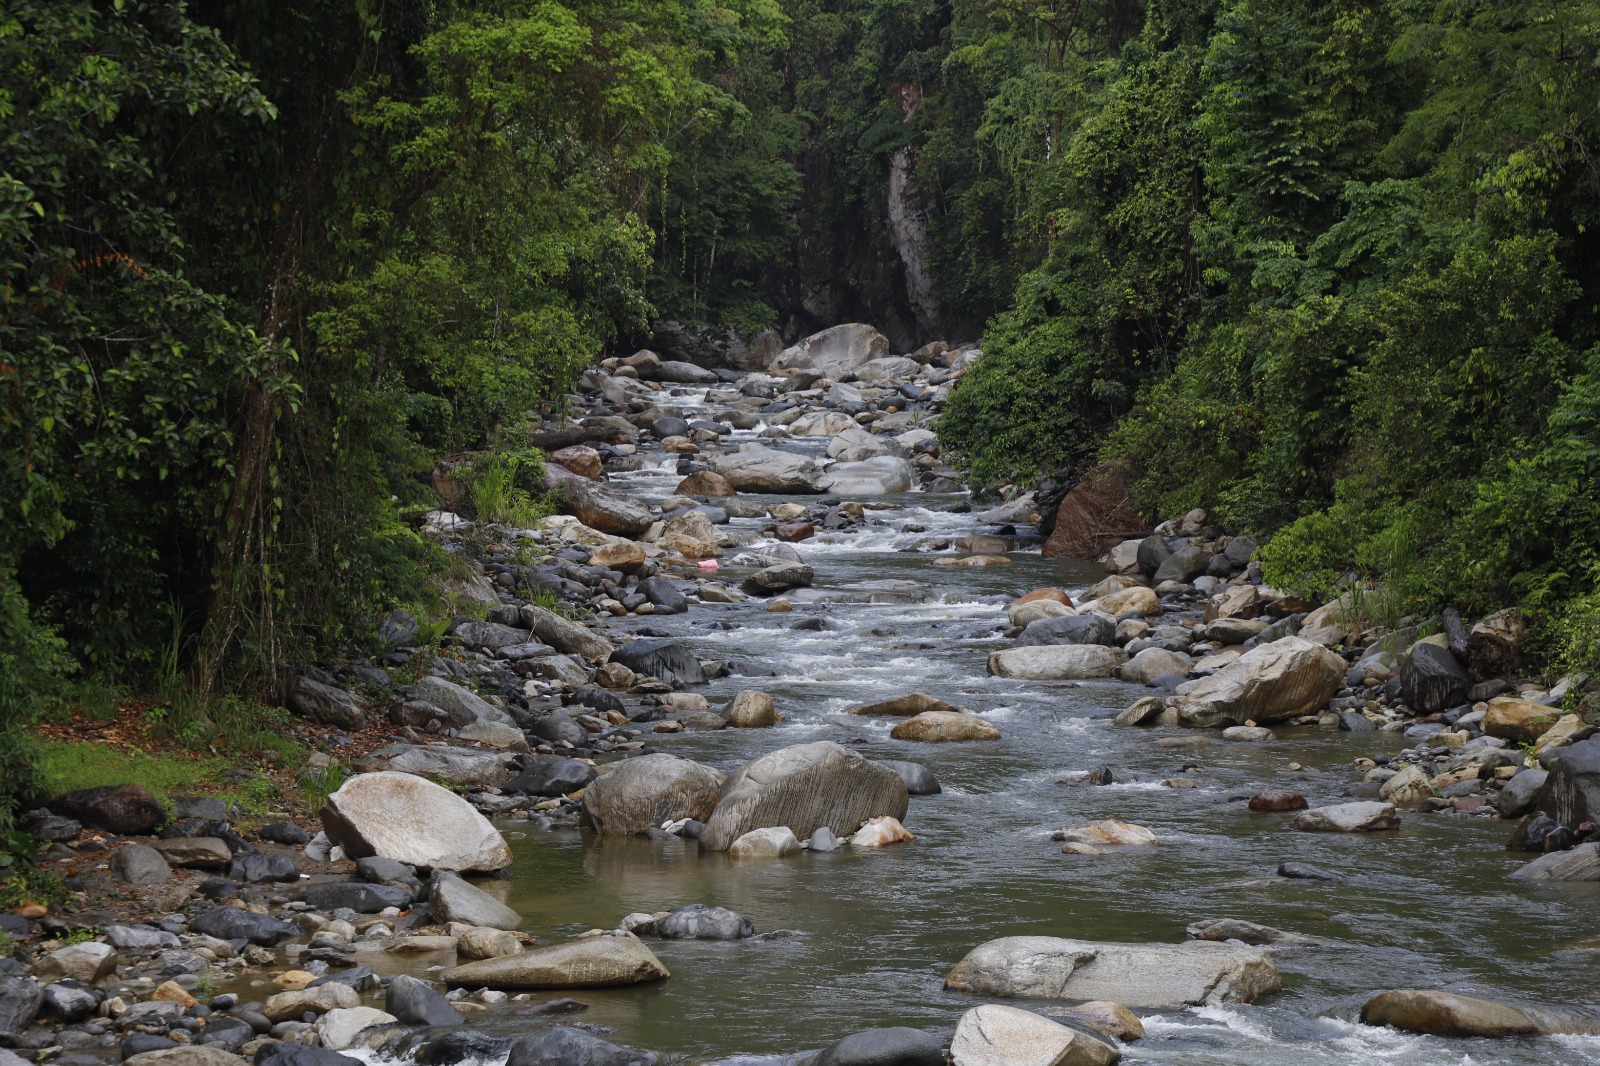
(319, 771), (512, 872)
(740, 562), (815, 595)
(849, 816), (914, 847)
(944, 936), (1280, 1009)
(1120, 648), (1194, 685)
(890, 710), (1000, 742)
(1467, 608), (1526, 679)
(226, 850), (300, 884)
(255, 1047), (364, 1066)
(1059, 820), (1157, 846)
(1113, 697), (1167, 726)
(457, 927), (524, 960)
(385, 974), (464, 1027)
(1359, 989), (1600, 1038)
(443, 933), (669, 989)
(299, 881), (412, 913)
(812, 1028), (944, 1066)
(609, 638), (707, 685)
(263, 983), (360, 1022)
(1098, 586), (1160, 616)
(1153, 545), (1207, 585)
(809, 827), (843, 852)
(653, 904), (754, 940)
(879, 760), (941, 796)
(123, 1050), (251, 1066)
(581, 754), (723, 835)
(1174, 636), (1346, 728)
(1008, 599), (1075, 629)
(418, 1030), (513, 1066)
(430, 871), (521, 930)
(705, 446), (825, 493)
(0, 978), (42, 1035)
(151, 980), (196, 1008)
(1016, 614), (1116, 648)
(1220, 725), (1274, 742)
(725, 690), (777, 728)
(506, 1027), (657, 1066)
(505, 759), (597, 797)
(1185, 919), (1321, 947)
(550, 445), (604, 480)
(1540, 737), (1600, 828)
(520, 604), (616, 662)
(51, 783), (165, 835)
(848, 693), (959, 717)
(316, 1006), (398, 1051)
(1484, 697), (1563, 744)
(36, 941), (117, 983)
(357, 743), (516, 787)
(1055, 1002), (1143, 1044)
(729, 826), (802, 858)
(151, 837), (232, 869)
(289, 677), (368, 730)
(1378, 765), (1435, 807)
(1497, 768), (1548, 819)
(1203, 617), (1269, 645)
(1509, 842), (1600, 881)
(1247, 791), (1308, 812)
(772, 324), (890, 377)
(822, 456), (916, 495)
(636, 576), (687, 613)
(1292, 801), (1400, 832)
(699, 741), (909, 852)
(111, 843), (172, 884)
(40, 982), (97, 1022)
(1399, 642), (1472, 714)
(189, 907), (298, 945)
(675, 470), (735, 497)
(545, 470), (653, 537)
(950, 1005), (1119, 1066)
(589, 542), (647, 574)
(1135, 536), (1170, 577)
(987, 645), (1126, 680)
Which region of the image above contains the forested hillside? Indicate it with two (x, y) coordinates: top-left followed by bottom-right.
(5, 0), (1600, 827)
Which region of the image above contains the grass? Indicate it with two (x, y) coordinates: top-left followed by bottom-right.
(466, 451), (551, 529)
(37, 741), (234, 809)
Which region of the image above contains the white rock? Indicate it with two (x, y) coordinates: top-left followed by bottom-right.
(729, 826), (802, 858)
(315, 1006), (398, 1050)
(950, 1004), (1119, 1066)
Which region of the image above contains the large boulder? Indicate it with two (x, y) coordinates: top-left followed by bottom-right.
(852, 356), (920, 384)
(849, 693), (960, 717)
(1399, 642), (1471, 713)
(987, 645), (1126, 680)
(288, 677), (368, 730)
(1539, 737), (1600, 828)
(706, 447), (825, 493)
(320, 772), (512, 872)
(821, 456), (916, 495)
(945, 936), (1279, 1009)
(879, 760), (941, 796)
(1152, 545), (1207, 585)
(520, 605), (615, 662)
(729, 826), (802, 858)
(771, 324), (890, 378)
(316, 1006), (398, 1051)
(652, 904), (754, 941)
(188, 908), (298, 946)
(51, 783), (165, 835)
(741, 562), (815, 595)
(0, 977), (42, 1036)
(1120, 648), (1194, 685)
(813, 1028), (944, 1066)
(1484, 697), (1563, 745)
(544, 468), (653, 537)
(699, 742), (909, 852)
(429, 872), (521, 930)
(889, 711), (1000, 742)
(1508, 842), (1600, 881)
(357, 743), (516, 786)
(507, 1027), (658, 1066)
(1174, 637), (1345, 727)
(950, 1005), (1119, 1066)
(410, 676), (517, 729)
(111, 843), (172, 884)
(609, 639), (706, 685)
(580, 754), (723, 835)
(385, 975), (465, 1028)
(1015, 615), (1116, 648)
(1291, 801), (1399, 832)
(504, 759), (597, 797)
(443, 934), (668, 989)
(1360, 989), (1600, 1038)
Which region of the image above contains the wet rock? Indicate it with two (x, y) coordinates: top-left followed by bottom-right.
(264, 982), (360, 1022)
(1113, 696), (1167, 726)
(229, 851), (300, 884)
(1539, 737), (1600, 828)
(609, 638), (707, 685)
(849, 816), (914, 847)
(256, 1046), (365, 1066)
(300, 881), (413, 913)
(878, 760), (940, 796)
(675, 470), (735, 497)
(418, 1030), (512, 1066)
(385, 974), (464, 1027)
(150, 837), (231, 869)
(1054, 1002), (1143, 1044)
(987, 645), (1126, 681)
(316, 1005), (398, 1051)
(111, 843), (172, 884)
(740, 563), (815, 595)
(654, 904), (754, 940)
(123, 1050), (250, 1066)
(457, 927), (524, 960)
(443, 933), (669, 990)
(725, 690), (777, 728)
(1377, 765), (1436, 807)
(848, 693), (959, 717)
(1185, 919), (1321, 947)
(51, 783), (165, 835)
(1360, 989), (1600, 1038)
(505, 760), (597, 797)
(320, 771), (512, 873)
(944, 936), (1280, 1009)
(809, 827), (843, 852)
(0, 978), (42, 1035)
(1248, 791), (1308, 812)
(1175, 637), (1345, 728)
(1292, 801), (1400, 832)
(813, 1028), (944, 1066)
(189, 907), (298, 945)
(699, 741), (908, 852)
(1016, 614), (1116, 648)
(1120, 648), (1194, 685)
(1509, 842), (1600, 881)
(1496, 768), (1547, 819)
(705, 447), (825, 494)
(1399, 643), (1471, 714)
(430, 872), (521, 930)
(1220, 725), (1274, 742)
(729, 826), (801, 858)
(950, 1004), (1120, 1066)
(1008, 599), (1074, 629)
(821, 456), (916, 495)
(890, 710), (1000, 742)
(581, 753), (723, 835)
(1058, 820), (1157, 847)
(636, 577), (687, 614)
(507, 1027), (657, 1066)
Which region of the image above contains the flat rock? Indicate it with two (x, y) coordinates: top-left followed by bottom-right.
(950, 1004), (1120, 1066)
(813, 1028), (944, 1066)
(1360, 989), (1600, 1038)
(320, 771), (512, 872)
(988, 645), (1126, 680)
(264, 982), (360, 1022)
(729, 826), (802, 858)
(581, 754), (723, 835)
(443, 933), (668, 990)
(1292, 801), (1399, 832)
(1509, 841), (1600, 881)
(889, 710), (1000, 742)
(430, 872), (521, 929)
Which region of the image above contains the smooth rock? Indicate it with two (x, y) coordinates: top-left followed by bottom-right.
(316, 1006), (398, 1051)
(653, 905), (754, 941)
(949, 1004), (1120, 1066)
(988, 645), (1126, 681)
(111, 843), (172, 884)
(581, 754), (723, 836)
(263, 983), (360, 1022)
(36, 942), (117, 983)
(320, 771), (512, 872)
(385, 974), (465, 1027)
(729, 826), (802, 858)
(443, 934), (669, 989)
(430, 872), (521, 930)
(725, 691), (778, 728)
(1175, 637), (1345, 727)
(890, 710), (999, 742)
(506, 1026), (657, 1066)
(699, 742), (908, 852)
(1359, 989), (1600, 1038)
(1292, 801), (1399, 832)
(812, 1027), (943, 1066)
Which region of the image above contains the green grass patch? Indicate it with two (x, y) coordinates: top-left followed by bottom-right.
(37, 741), (232, 808)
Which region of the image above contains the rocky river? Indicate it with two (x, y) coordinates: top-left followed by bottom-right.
(9, 324), (1600, 1066)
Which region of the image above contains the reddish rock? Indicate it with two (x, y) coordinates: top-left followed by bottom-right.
(1016, 588), (1073, 608)
(550, 445), (604, 480)
(675, 470), (735, 497)
(1249, 790), (1309, 812)
(1043, 461), (1146, 559)
(774, 522), (815, 542)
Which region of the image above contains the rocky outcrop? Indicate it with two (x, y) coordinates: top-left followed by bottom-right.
(1174, 637), (1345, 728)
(320, 771), (512, 872)
(699, 742), (909, 852)
(945, 936), (1280, 1009)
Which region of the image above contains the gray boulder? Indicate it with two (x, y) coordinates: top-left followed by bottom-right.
(1399, 642), (1471, 713)
(384, 974), (464, 1028)
(520, 605), (615, 662)
(320, 771), (512, 872)
(1539, 737), (1600, 828)
(289, 677), (368, 730)
(1497, 768), (1548, 819)
(814, 1028), (944, 1066)
(741, 563), (815, 595)
(505, 759), (597, 797)
(443, 934), (668, 990)
(821, 456), (916, 495)
(705, 447), (825, 494)
(609, 639), (706, 685)
(1153, 545), (1208, 584)
(581, 754), (724, 835)
(652, 904), (754, 941)
(878, 760), (941, 796)
(1016, 614), (1116, 648)
(188, 907), (298, 946)
(299, 881), (412, 913)
(1135, 536), (1170, 577)
(771, 324), (889, 378)
(1175, 636), (1345, 727)
(429, 872), (521, 930)
(507, 1027), (657, 1066)
(699, 741), (908, 852)
(1509, 842), (1600, 881)
(111, 843), (172, 884)
(0, 978), (42, 1036)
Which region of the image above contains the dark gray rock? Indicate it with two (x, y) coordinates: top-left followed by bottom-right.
(0, 978), (42, 1035)
(111, 843), (172, 884)
(26, 813), (81, 842)
(504, 760), (597, 797)
(1339, 711), (1376, 733)
(41, 981), (96, 1022)
(1540, 737), (1600, 829)
(298, 882), (412, 913)
(1154, 545), (1208, 584)
(309, 966), (379, 992)
(1223, 538), (1257, 566)
(288, 676), (368, 731)
(51, 783), (165, 835)
(172, 796), (229, 822)
(507, 1027), (657, 1066)
(121, 1035), (178, 1058)
(1399, 643), (1471, 714)
(530, 713), (588, 747)
(813, 1028), (944, 1066)
(1136, 536), (1171, 578)
(1015, 614), (1116, 648)
(610, 639), (707, 685)
(259, 821), (311, 846)
(1277, 862), (1342, 881)
(385, 974), (464, 1027)
(1498, 768), (1549, 819)
(257, 1044), (367, 1066)
(653, 904), (754, 941)
(379, 610), (421, 650)
(878, 760), (940, 796)
(419, 1031), (513, 1066)
(230, 851), (300, 884)
(651, 416), (691, 439)
(637, 578), (687, 614)
(356, 856), (423, 898)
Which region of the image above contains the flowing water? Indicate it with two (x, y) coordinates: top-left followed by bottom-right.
(392, 385), (1600, 1064)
